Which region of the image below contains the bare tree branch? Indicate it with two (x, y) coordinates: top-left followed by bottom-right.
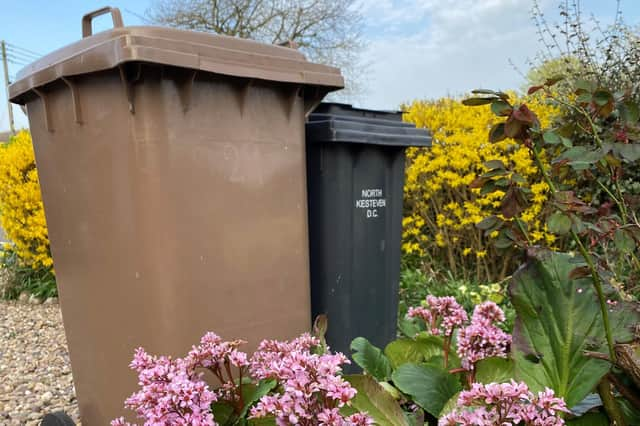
(146, 0), (367, 101)
(527, 0), (640, 99)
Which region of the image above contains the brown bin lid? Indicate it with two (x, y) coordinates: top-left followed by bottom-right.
(9, 7), (344, 104)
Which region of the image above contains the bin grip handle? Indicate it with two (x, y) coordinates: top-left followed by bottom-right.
(82, 7), (124, 38)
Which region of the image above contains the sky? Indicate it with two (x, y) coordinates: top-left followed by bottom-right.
(1, 0), (639, 130)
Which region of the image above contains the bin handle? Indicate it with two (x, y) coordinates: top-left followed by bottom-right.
(82, 7), (124, 38)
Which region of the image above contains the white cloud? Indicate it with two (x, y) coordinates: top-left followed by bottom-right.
(354, 0), (541, 109)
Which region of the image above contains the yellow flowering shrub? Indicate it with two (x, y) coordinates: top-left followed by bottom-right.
(401, 96), (558, 281)
(0, 130), (52, 269)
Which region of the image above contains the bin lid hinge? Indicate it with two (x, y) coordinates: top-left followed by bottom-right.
(32, 87), (53, 132)
(284, 85), (302, 122)
(118, 63), (142, 114)
(235, 79), (253, 117)
(304, 86), (328, 116)
(174, 69), (197, 113)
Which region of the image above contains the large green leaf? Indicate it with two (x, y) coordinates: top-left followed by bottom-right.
(350, 337), (392, 381)
(391, 363), (461, 417)
(344, 375), (409, 426)
(385, 334), (460, 370)
(422, 355), (447, 369)
(439, 391), (461, 418)
(211, 401), (235, 425)
(475, 357), (515, 384)
(398, 316), (424, 338)
(384, 339), (426, 368)
(510, 250), (638, 407)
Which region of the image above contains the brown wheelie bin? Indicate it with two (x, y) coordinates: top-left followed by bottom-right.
(9, 7), (343, 425)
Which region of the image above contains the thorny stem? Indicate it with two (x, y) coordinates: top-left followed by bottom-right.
(515, 218), (532, 245)
(580, 110), (629, 222)
(595, 179), (622, 207)
(630, 214), (640, 270)
(530, 145), (616, 362)
(615, 181), (628, 222)
(630, 250), (640, 271)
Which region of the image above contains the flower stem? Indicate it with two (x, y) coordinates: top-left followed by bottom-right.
(571, 233), (616, 361)
(443, 336), (450, 369)
(530, 145), (616, 362)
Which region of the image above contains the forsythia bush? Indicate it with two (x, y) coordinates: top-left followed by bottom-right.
(0, 130), (52, 269)
(401, 96), (558, 282)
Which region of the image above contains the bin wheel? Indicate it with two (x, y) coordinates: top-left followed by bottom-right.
(40, 411), (75, 426)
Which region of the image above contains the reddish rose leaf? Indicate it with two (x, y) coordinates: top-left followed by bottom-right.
(527, 85), (544, 95)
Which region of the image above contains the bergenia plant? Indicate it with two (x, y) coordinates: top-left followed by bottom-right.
(407, 295), (468, 368)
(111, 346), (217, 426)
(408, 297), (510, 375)
(249, 334), (372, 425)
(350, 295), (570, 424)
(439, 381), (569, 426)
(456, 301), (511, 381)
(112, 332), (372, 426)
(463, 83), (640, 425)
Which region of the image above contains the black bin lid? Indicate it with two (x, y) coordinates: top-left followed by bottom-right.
(306, 103), (432, 147)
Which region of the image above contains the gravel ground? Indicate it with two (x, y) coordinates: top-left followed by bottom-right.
(0, 298), (80, 425)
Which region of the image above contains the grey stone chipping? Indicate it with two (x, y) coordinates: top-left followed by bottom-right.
(0, 299), (80, 425)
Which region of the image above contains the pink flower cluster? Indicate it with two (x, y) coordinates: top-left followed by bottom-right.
(112, 332), (371, 426)
(456, 302), (512, 370)
(407, 296), (511, 371)
(111, 347), (218, 426)
(407, 295), (468, 337)
(439, 380), (569, 425)
(249, 334), (372, 426)
(186, 332), (249, 403)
